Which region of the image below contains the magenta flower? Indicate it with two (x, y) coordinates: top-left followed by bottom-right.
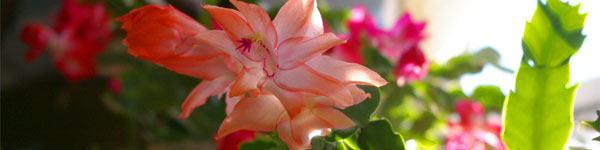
(375, 13), (426, 62)
(446, 100), (505, 150)
(328, 6), (428, 87)
(328, 6), (379, 64)
(394, 44), (428, 86)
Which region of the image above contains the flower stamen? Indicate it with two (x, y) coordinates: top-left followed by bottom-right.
(237, 32), (269, 54)
(236, 38), (252, 54)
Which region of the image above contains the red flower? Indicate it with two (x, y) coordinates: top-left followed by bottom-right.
(446, 100), (505, 150)
(214, 130), (256, 150)
(20, 0), (111, 83)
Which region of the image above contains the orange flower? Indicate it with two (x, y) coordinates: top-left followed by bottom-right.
(118, 1), (387, 149)
(117, 5), (238, 118)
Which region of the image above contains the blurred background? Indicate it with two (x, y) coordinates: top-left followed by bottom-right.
(2, 0), (599, 149)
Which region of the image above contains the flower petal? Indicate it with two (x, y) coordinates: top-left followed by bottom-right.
(346, 85), (370, 104)
(179, 76), (235, 118)
(277, 115), (306, 150)
(312, 106), (355, 129)
(278, 33), (344, 70)
(157, 54), (233, 80)
(230, 0), (277, 47)
(229, 67), (264, 97)
(118, 5), (208, 58)
(288, 107), (336, 147)
(216, 95), (284, 138)
(306, 55), (388, 87)
(264, 80), (305, 118)
(195, 30), (261, 68)
(20, 24), (52, 62)
(273, 0), (323, 43)
(225, 92), (244, 115)
(274, 65), (353, 108)
(202, 5), (254, 39)
(54, 55), (97, 83)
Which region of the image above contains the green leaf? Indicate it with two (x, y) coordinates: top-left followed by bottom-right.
(471, 85), (505, 110)
(522, 0), (587, 67)
(582, 110), (600, 141)
(340, 85), (381, 127)
(429, 47), (512, 79)
(310, 126), (361, 150)
(503, 64), (578, 149)
(240, 137), (278, 150)
(240, 134), (288, 150)
(310, 137), (340, 150)
(357, 119), (405, 150)
(327, 126), (360, 141)
(502, 0), (586, 149)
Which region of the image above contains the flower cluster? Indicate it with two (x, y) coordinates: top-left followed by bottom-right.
(329, 6), (428, 87)
(117, 0), (387, 149)
(446, 100), (505, 150)
(20, 0), (111, 83)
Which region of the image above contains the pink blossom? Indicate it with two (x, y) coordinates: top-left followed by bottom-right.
(446, 100), (505, 150)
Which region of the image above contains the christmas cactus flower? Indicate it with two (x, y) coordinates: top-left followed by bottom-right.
(118, 0), (387, 149)
(375, 13), (426, 63)
(394, 44), (428, 86)
(380, 13), (428, 86)
(446, 100), (505, 150)
(20, 0), (111, 83)
(117, 5), (238, 118)
(328, 6), (379, 64)
(200, 0), (387, 148)
(329, 6), (428, 87)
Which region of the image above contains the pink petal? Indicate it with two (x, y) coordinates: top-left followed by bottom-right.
(278, 33), (344, 70)
(229, 67), (264, 97)
(264, 80), (305, 118)
(311, 106), (355, 129)
(306, 55), (388, 87)
(216, 95), (284, 138)
(179, 76), (235, 118)
(158, 54), (234, 80)
(285, 106), (354, 148)
(230, 0), (278, 48)
(225, 92), (244, 115)
(346, 85), (370, 104)
(277, 115), (307, 150)
(273, 0), (324, 43)
(274, 65), (353, 108)
(289, 108), (330, 147)
(202, 5), (254, 39)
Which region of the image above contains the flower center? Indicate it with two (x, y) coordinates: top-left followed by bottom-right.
(236, 32), (268, 54)
(236, 32), (278, 78)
